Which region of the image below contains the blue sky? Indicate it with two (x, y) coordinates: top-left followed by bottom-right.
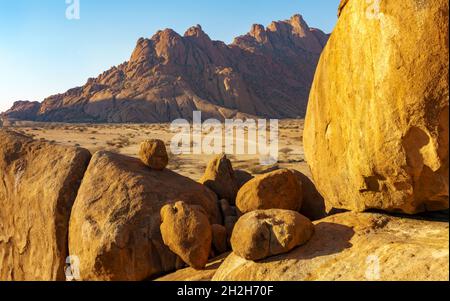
(0, 0), (340, 113)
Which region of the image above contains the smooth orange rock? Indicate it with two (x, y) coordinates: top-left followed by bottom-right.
(236, 169), (303, 214)
(304, 0), (449, 214)
(139, 139), (169, 170)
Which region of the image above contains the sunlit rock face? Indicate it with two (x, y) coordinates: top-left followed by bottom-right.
(304, 0), (449, 214)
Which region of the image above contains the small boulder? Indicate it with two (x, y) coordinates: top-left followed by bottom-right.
(139, 139), (168, 170)
(236, 169), (303, 214)
(160, 201), (212, 270)
(211, 224), (228, 254)
(231, 209), (314, 261)
(199, 155), (239, 203)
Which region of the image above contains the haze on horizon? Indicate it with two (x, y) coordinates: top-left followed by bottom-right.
(0, 0), (340, 113)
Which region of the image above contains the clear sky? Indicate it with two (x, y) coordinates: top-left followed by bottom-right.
(0, 0), (340, 113)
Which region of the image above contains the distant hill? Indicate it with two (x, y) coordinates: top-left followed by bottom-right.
(2, 14), (328, 123)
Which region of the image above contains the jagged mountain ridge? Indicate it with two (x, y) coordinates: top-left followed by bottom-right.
(2, 14), (329, 123)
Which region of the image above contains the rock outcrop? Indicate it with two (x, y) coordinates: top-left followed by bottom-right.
(0, 130), (91, 281)
(214, 212), (450, 281)
(68, 151), (221, 281)
(236, 169), (303, 214)
(199, 155), (239, 203)
(139, 139), (169, 170)
(2, 14), (328, 123)
(231, 210), (314, 261)
(160, 202), (212, 270)
(1, 101), (41, 121)
(304, 0), (449, 214)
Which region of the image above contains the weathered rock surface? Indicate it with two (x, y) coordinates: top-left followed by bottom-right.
(231, 210), (314, 261)
(199, 155), (239, 202)
(0, 130), (91, 281)
(304, 0), (449, 214)
(68, 151), (220, 281)
(2, 15), (328, 123)
(139, 139), (169, 170)
(236, 169), (303, 214)
(160, 202), (212, 270)
(214, 212), (450, 281)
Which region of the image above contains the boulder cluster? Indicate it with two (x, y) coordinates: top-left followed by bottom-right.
(0, 133), (320, 280)
(160, 154), (318, 269)
(0, 0), (448, 281)
(213, 0), (449, 281)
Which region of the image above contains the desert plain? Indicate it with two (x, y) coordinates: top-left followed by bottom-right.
(6, 119), (309, 181)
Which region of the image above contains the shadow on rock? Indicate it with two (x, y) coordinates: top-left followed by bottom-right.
(263, 222), (355, 263)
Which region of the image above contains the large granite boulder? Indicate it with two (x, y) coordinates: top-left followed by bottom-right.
(0, 130), (91, 281)
(213, 212), (450, 281)
(68, 151), (221, 281)
(304, 0), (449, 214)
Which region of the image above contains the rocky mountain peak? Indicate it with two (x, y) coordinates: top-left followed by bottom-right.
(233, 14), (327, 55)
(2, 13), (329, 123)
(129, 37), (153, 64)
(184, 24), (214, 51)
(149, 28), (185, 63)
(1, 100), (41, 121)
(289, 14), (310, 36)
(266, 14), (309, 37)
(249, 24), (267, 43)
(184, 24), (207, 38)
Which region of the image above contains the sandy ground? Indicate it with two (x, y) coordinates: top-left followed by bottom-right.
(6, 119), (312, 181)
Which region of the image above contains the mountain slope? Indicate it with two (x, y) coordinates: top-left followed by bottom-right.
(2, 14), (328, 123)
